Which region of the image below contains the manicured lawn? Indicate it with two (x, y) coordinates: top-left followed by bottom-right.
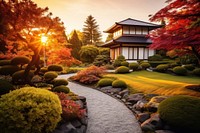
(107, 71), (200, 97)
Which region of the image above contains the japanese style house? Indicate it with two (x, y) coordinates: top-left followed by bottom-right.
(102, 18), (161, 61)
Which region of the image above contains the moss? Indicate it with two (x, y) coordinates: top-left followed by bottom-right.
(47, 64), (63, 71)
(156, 64), (169, 72)
(0, 87), (62, 133)
(53, 85), (70, 94)
(97, 78), (114, 87)
(183, 64), (195, 71)
(129, 63), (139, 71)
(44, 71), (58, 81)
(0, 65), (20, 75)
(173, 66), (187, 75)
(11, 56), (30, 66)
(158, 95), (200, 132)
(140, 62), (151, 69)
(12, 70), (34, 83)
(121, 61), (129, 67)
(115, 66), (130, 74)
(53, 79), (68, 87)
(112, 80), (127, 89)
(0, 60), (11, 66)
(193, 68), (200, 76)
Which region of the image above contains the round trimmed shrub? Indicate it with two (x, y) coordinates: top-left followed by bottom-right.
(53, 85), (70, 94)
(0, 87), (62, 133)
(0, 60), (11, 66)
(148, 54), (163, 61)
(47, 64), (63, 71)
(0, 65), (20, 75)
(140, 62), (151, 69)
(173, 66), (187, 75)
(158, 95), (200, 132)
(40, 67), (48, 73)
(0, 79), (14, 95)
(113, 60), (121, 67)
(129, 63), (139, 71)
(97, 78), (114, 87)
(156, 64), (169, 72)
(193, 68), (200, 76)
(121, 61), (129, 67)
(112, 80), (127, 89)
(12, 70), (34, 83)
(11, 56), (30, 66)
(53, 79), (68, 87)
(44, 71), (58, 80)
(115, 66), (130, 74)
(183, 64), (195, 71)
(104, 64), (115, 70)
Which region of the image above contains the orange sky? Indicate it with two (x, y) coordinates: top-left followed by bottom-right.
(32, 0), (167, 41)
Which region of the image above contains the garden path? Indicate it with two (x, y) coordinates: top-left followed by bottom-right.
(58, 74), (142, 133)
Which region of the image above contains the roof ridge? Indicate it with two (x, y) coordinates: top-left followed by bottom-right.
(117, 18), (160, 26)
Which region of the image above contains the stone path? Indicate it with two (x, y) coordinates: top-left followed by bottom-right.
(58, 74), (142, 133)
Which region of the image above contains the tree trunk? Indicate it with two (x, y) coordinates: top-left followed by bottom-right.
(191, 46), (200, 66)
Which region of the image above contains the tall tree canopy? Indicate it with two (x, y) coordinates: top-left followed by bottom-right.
(83, 15), (102, 45)
(0, 0), (68, 82)
(69, 30), (82, 60)
(149, 0), (200, 64)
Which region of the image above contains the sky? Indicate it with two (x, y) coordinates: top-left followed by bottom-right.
(33, 0), (167, 41)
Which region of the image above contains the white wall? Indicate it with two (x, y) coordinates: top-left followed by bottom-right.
(149, 49), (155, 56)
(122, 47), (129, 59)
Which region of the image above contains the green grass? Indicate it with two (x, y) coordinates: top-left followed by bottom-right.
(107, 71), (200, 97)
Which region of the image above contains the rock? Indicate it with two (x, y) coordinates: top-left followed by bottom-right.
(126, 93), (145, 104)
(77, 96), (86, 103)
(141, 113), (163, 132)
(133, 99), (148, 111)
(71, 120), (82, 128)
(145, 94), (159, 100)
(53, 122), (77, 133)
(119, 89), (129, 97)
(80, 117), (88, 125)
(108, 88), (122, 94)
(31, 75), (42, 83)
(155, 130), (176, 133)
(100, 86), (113, 90)
(145, 96), (168, 112)
(137, 112), (150, 123)
(76, 125), (87, 133)
(115, 94), (122, 99)
(75, 100), (84, 109)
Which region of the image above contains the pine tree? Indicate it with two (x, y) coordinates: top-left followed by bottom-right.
(83, 15), (102, 45)
(69, 30), (82, 60)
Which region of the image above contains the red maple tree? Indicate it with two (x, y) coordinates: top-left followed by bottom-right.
(149, 0), (200, 65)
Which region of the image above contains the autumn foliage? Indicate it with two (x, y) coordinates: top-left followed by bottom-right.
(71, 65), (106, 84)
(149, 0), (200, 64)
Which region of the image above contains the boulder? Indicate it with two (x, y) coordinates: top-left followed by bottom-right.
(77, 96), (86, 103)
(126, 93), (145, 104)
(53, 122), (77, 133)
(133, 99), (148, 111)
(155, 130), (176, 133)
(136, 112), (150, 123)
(141, 113), (163, 132)
(145, 96), (168, 112)
(119, 89), (129, 98)
(71, 120), (82, 128)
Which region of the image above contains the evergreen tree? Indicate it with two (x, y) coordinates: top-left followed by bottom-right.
(69, 30), (82, 60)
(83, 15), (102, 45)
(105, 33), (113, 42)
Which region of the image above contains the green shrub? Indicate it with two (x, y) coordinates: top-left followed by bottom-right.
(0, 60), (11, 66)
(79, 45), (99, 63)
(115, 66), (130, 74)
(183, 64), (195, 71)
(173, 66), (187, 75)
(140, 62), (151, 69)
(0, 79), (14, 95)
(97, 78), (114, 87)
(129, 63), (139, 71)
(112, 80), (127, 89)
(0, 87), (62, 133)
(40, 67), (48, 74)
(148, 54), (163, 61)
(104, 64), (115, 70)
(93, 55), (110, 66)
(47, 64), (63, 71)
(0, 65), (20, 75)
(12, 70), (34, 83)
(121, 61), (129, 67)
(44, 71), (58, 81)
(156, 64), (169, 72)
(169, 62), (180, 68)
(158, 95), (200, 132)
(117, 55), (125, 61)
(53, 85), (70, 94)
(11, 56), (30, 66)
(193, 68), (200, 76)
(113, 60), (122, 67)
(65, 68), (80, 74)
(53, 79), (68, 87)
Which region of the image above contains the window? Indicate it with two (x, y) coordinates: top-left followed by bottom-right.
(138, 48), (144, 59)
(130, 27), (135, 34)
(136, 27), (141, 34)
(142, 27), (148, 35)
(123, 26), (129, 34)
(128, 48), (133, 59)
(134, 48), (138, 59)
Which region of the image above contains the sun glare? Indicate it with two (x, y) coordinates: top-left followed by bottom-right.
(41, 35), (48, 44)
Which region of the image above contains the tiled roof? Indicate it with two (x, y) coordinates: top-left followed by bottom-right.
(101, 36), (152, 47)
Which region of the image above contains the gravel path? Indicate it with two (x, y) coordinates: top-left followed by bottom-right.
(58, 74), (142, 133)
